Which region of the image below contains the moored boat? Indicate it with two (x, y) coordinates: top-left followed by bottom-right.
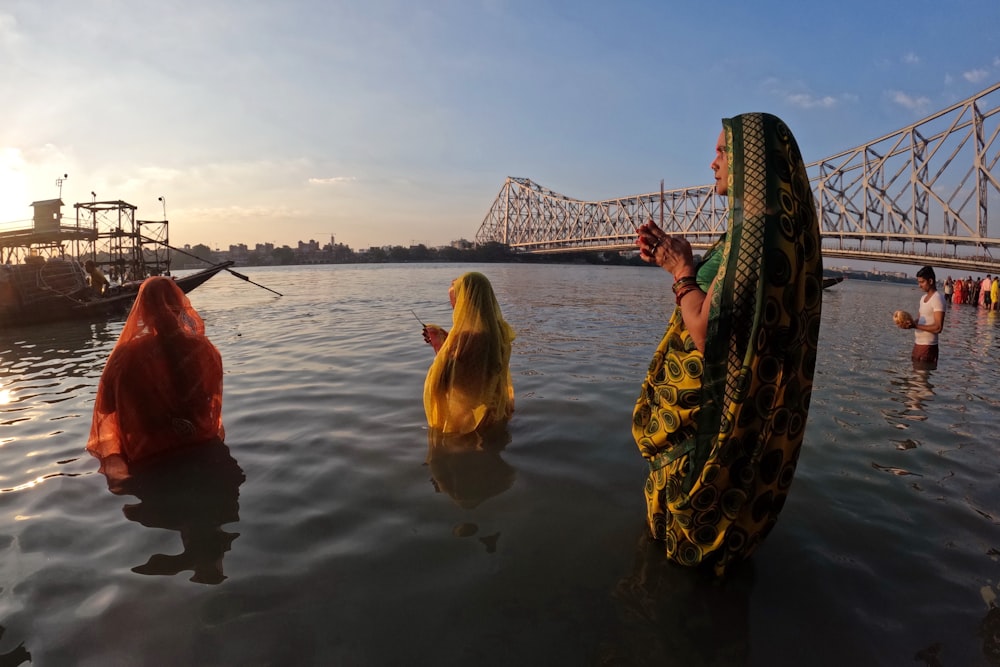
(0, 196), (233, 330)
(823, 275), (844, 289)
(0, 260), (235, 329)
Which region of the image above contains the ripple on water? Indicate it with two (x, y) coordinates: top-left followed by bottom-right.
(0, 267), (998, 664)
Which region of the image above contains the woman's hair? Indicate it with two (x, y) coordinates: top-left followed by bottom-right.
(448, 271), (513, 380)
(451, 272), (503, 330)
(423, 271), (515, 434)
(120, 276), (205, 341)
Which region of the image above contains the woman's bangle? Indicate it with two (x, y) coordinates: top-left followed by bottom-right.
(671, 276), (698, 297)
(675, 284), (701, 303)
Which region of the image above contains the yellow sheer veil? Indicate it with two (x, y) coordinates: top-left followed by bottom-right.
(423, 272), (515, 435)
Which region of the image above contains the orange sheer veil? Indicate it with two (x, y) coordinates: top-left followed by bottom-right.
(87, 277), (225, 464)
(423, 272), (515, 435)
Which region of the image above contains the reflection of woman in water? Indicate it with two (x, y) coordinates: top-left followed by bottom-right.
(633, 113), (823, 576)
(88, 277), (225, 476)
(422, 272), (515, 436)
(426, 426), (516, 509)
(599, 532), (750, 664)
(106, 441), (245, 585)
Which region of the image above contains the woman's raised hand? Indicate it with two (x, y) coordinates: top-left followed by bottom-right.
(635, 221), (662, 260)
(636, 220), (695, 278)
(423, 324), (447, 351)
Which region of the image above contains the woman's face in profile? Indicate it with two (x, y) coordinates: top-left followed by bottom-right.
(449, 281), (457, 308)
(711, 129), (728, 196)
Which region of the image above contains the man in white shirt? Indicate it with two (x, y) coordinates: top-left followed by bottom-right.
(904, 266), (946, 369)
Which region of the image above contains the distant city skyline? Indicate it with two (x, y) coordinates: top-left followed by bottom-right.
(197, 235), (940, 278)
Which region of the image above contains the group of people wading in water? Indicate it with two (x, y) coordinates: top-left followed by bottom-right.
(944, 274), (1000, 310)
(86, 112), (824, 577)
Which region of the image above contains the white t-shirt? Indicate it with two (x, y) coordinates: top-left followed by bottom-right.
(915, 290), (946, 346)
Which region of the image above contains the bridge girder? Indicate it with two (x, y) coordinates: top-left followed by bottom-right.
(476, 82), (1000, 273)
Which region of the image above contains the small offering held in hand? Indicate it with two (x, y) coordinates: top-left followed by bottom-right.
(893, 310), (915, 328)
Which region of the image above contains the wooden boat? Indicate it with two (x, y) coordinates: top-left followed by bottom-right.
(0, 261), (235, 328)
(823, 275), (844, 289)
(0, 197), (232, 330)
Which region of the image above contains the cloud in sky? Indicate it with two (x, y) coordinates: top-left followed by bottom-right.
(762, 79), (854, 110)
(786, 93), (839, 109)
(0, 13), (22, 50)
(308, 177), (357, 186)
(963, 68), (989, 83)
(887, 90), (931, 113)
(902, 52), (920, 65)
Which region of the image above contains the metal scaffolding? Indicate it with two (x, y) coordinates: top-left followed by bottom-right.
(0, 200), (171, 281)
(73, 201), (171, 281)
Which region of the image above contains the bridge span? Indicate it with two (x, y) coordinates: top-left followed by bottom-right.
(475, 83), (1000, 274)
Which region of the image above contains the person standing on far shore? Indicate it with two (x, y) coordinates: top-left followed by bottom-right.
(898, 266), (945, 369)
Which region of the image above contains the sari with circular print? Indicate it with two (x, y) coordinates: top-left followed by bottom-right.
(632, 113), (823, 576)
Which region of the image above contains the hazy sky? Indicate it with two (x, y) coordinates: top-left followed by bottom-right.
(2, 0), (999, 251)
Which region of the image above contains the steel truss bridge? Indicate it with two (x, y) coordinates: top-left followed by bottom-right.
(475, 82), (1000, 274)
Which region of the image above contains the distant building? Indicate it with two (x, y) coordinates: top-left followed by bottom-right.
(228, 243), (250, 262)
(31, 199), (64, 233)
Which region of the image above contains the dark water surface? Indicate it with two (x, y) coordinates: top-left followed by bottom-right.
(0, 263), (998, 666)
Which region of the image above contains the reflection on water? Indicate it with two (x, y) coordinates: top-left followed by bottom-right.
(981, 606), (1000, 665)
(102, 441), (245, 585)
(0, 318), (121, 494)
(0, 319), (117, 426)
(598, 532), (751, 666)
(0, 319), (117, 377)
(2, 267), (1000, 663)
(884, 365), (936, 427)
(0, 625), (30, 667)
(425, 425), (516, 510)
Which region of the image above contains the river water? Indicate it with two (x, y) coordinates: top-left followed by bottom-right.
(0, 263), (997, 666)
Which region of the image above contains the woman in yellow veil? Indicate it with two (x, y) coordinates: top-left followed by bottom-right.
(634, 113), (823, 576)
(422, 272), (515, 435)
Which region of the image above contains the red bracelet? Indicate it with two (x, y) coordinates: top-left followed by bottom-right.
(672, 276), (698, 297)
(675, 284), (701, 303)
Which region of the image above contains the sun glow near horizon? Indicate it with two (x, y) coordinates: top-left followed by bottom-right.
(0, 148), (34, 225)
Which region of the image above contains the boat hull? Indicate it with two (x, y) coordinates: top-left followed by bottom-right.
(0, 261), (234, 329)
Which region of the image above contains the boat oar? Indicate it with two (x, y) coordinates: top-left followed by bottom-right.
(141, 236), (283, 297)
(223, 265), (283, 297)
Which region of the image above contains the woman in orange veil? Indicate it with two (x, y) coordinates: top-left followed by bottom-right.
(87, 277), (225, 468)
(422, 272), (515, 435)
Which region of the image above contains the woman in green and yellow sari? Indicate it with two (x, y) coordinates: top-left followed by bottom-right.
(634, 113), (823, 576)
